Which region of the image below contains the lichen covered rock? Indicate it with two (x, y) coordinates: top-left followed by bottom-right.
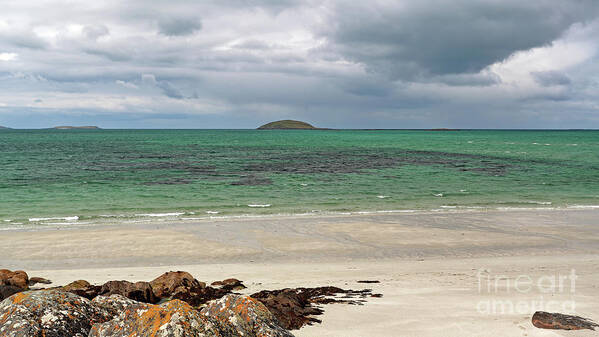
(89, 299), (231, 337)
(201, 294), (294, 337)
(0, 290), (110, 337)
(92, 294), (141, 317)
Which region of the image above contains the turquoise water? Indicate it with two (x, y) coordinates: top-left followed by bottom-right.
(1, 129), (598, 228)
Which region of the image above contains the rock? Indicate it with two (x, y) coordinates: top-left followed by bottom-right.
(210, 278), (246, 291)
(532, 311), (598, 330)
(150, 271), (205, 299)
(89, 299), (233, 337)
(63, 280), (101, 300)
(201, 294), (294, 337)
(0, 285), (23, 301)
(149, 271), (228, 306)
(0, 269), (29, 290)
(251, 286), (373, 330)
(98, 280), (157, 304)
(92, 294), (142, 317)
(0, 290), (110, 337)
(63, 279), (91, 291)
(28, 277), (52, 286)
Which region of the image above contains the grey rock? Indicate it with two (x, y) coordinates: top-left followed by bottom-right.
(0, 290), (110, 337)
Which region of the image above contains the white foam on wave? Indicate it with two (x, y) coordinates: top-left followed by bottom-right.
(29, 216), (79, 222)
(440, 206), (457, 209)
(3, 219), (12, 222)
(135, 212), (185, 217)
(526, 201), (552, 205)
(248, 204), (271, 208)
(300, 183), (308, 186)
(206, 211), (220, 214)
(460, 189), (467, 192)
(377, 195), (390, 199)
(568, 144), (578, 146)
(434, 193), (444, 197)
(567, 205), (599, 209)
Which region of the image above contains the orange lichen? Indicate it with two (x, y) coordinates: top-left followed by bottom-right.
(10, 292), (29, 304)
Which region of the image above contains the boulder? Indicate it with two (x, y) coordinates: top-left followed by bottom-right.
(201, 294), (294, 337)
(91, 294), (143, 317)
(210, 278), (246, 291)
(0, 269), (29, 289)
(28, 277), (52, 286)
(532, 311), (598, 330)
(149, 271), (206, 298)
(0, 290), (110, 337)
(63, 280), (101, 300)
(149, 271), (229, 306)
(89, 299), (233, 337)
(0, 285), (23, 301)
(98, 280), (157, 304)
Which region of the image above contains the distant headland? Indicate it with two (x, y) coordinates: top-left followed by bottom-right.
(0, 125), (10, 130)
(257, 120), (321, 130)
(53, 126), (101, 130)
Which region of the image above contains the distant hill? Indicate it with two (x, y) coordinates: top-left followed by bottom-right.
(53, 126), (101, 130)
(0, 126), (9, 129)
(257, 120), (318, 130)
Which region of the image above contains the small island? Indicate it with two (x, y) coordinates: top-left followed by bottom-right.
(257, 120), (318, 130)
(53, 126), (101, 130)
(0, 126), (10, 130)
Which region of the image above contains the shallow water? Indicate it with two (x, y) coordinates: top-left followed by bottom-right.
(1, 129), (598, 228)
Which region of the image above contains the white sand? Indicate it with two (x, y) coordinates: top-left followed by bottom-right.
(2, 209), (599, 336)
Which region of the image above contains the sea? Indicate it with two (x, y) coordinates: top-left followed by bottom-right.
(1, 129), (598, 230)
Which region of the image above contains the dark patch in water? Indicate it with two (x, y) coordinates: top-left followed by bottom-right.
(231, 175), (273, 186)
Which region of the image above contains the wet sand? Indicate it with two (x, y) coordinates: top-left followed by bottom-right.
(2, 209), (599, 336)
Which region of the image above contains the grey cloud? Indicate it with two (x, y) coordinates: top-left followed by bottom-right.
(531, 71), (572, 86)
(157, 81), (184, 99)
(0, 30), (47, 50)
(83, 47), (131, 62)
(433, 73), (501, 87)
(158, 17), (202, 36)
(83, 25), (110, 40)
(322, 0), (599, 79)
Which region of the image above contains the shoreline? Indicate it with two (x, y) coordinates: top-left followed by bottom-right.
(2, 205), (599, 232)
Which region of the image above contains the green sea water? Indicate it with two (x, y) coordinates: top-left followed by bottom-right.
(1, 129), (598, 228)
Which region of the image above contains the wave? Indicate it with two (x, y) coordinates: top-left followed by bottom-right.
(248, 204), (271, 208)
(29, 216), (79, 222)
(134, 212), (185, 217)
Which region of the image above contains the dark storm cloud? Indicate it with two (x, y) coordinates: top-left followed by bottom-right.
(321, 0), (599, 79)
(0, 0), (598, 129)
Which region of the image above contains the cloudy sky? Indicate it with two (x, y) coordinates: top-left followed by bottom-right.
(1, 0), (598, 129)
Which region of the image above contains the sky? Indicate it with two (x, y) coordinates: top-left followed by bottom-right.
(0, 0), (598, 129)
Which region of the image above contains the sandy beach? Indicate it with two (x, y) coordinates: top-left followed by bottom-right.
(2, 209), (599, 336)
